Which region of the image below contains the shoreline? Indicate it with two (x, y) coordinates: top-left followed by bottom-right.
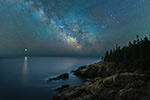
(53, 61), (150, 100)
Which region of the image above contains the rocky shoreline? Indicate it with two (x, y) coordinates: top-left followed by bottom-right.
(53, 61), (150, 100)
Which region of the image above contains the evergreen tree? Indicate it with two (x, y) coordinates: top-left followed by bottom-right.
(103, 35), (150, 69)
(136, 35), (140, 44)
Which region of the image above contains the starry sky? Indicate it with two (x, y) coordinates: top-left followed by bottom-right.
(0, 0), (150, 57)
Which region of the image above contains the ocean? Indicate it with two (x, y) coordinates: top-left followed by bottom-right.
(0, 57), (100, 100)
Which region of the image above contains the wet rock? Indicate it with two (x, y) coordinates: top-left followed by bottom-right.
(47, 73), (69, 82)
(57, 73), (69, 79)
(53, 86), (80, 100)
(53, 61), (150, 100)
(53, 72), (149, 100)
(57, 85), (70, 90)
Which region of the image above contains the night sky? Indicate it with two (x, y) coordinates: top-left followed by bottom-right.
(0, 0), (150, 57)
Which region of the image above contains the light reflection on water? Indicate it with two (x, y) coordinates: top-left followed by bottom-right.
(0, 57), (101, 100)
(22, 58), (28, 85)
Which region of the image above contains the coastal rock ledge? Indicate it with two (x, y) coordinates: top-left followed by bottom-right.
(47, 73), (69, 82)
(53, 61), (150, 100)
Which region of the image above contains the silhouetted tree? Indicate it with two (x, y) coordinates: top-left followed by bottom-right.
(104, 51), (109, 61)
(133, 40), (136, 45)
(104, 35), (150, 69)
(136, 35), (140, 44)
(129, 41), (132, 46)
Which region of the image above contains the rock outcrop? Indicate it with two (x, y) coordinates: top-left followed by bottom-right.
(57, 85), (70, 90)
(53, 61), (150, 100)
(47, 73), (69, 82)
(73, 61), (133, 78)
(54, 73), (150, 100)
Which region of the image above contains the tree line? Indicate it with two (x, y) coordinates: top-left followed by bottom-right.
(104, 35), (150, 68)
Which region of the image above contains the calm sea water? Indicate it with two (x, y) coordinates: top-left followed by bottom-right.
(0, 57), (100, 100)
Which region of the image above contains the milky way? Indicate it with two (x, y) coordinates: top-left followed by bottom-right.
(0, 0), (150, 57)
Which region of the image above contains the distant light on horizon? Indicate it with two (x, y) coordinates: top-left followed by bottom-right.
(25, 49), (28, 52)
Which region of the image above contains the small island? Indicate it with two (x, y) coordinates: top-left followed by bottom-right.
(53, 35), (150, 100)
